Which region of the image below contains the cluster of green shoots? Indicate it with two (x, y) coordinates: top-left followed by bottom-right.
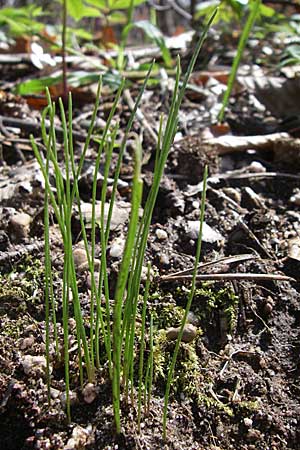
(30, 10), (216, 438)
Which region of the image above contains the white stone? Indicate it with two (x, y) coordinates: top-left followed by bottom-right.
(155, 229), (168, 240)
(109, 237), (125, 259)
(244, 417), (253, 428)
(186, 221), (223, 243)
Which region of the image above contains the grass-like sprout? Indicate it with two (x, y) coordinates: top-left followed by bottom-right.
(162, 165), (208, 439)
(31, 7), (217, 433)
(219, 0), (261, 122)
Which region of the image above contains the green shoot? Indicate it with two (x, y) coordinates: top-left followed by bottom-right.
(137, 263), (151, 432)
(112, 136), (143, 434)
(162, 165), (208, 439)
(218, 0), (261, 122)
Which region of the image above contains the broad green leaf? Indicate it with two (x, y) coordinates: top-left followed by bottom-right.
(15, 70), (123, 95)
(66, 0), (100, 20)
(15, 75), (61, 95)
(257, 3), (276, 18)
(107, 11), (127, 24)
(87, 0), (145, 10)
(67, 0), (84, 20)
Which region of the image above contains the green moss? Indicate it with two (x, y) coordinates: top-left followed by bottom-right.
(153, 328), (202, 396)
(0, 256), (45, 316)
(237, 400), (260, 412)
(171, 283), (238, 337)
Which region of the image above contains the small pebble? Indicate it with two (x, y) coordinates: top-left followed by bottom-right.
(86, 272), (100, 290)
(244, 417), (253, 428)
(73, 248), (88, 268)
(159, 253), (170, 267)
(60, 390), (78, 408)
(109, 237), (125, 258)
(20, 336), (35, 350)
(166, 323), (198, 343)
(82, 383), (97, 404)
(156, 229), (168, 240)
(289, 192), (300, 206)
(10, 212), (32, 240)
(21, 355), (49, 376)
(222, 187), (241, 204)
(247, 428), (263, 441)
(186, 221), (223, 243)
(249, 161), (266, 173)
(73, 247), (100, 272)
(50, 388), (60, 399)
(64, 425), (90, 450)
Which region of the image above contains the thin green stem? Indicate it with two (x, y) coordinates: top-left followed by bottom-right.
(137, 263), (151, 432)
(218, 0), (261, 122)
(162, 166), (208, 439)
(112, 138), (143, 434)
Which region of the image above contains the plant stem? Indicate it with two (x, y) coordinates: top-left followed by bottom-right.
(62, 0), (68, 103)
(162, 167), (208, 439)
(218, 0), (261, 122)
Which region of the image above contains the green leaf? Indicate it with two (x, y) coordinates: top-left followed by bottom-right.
(0, 6), (45, 35)
(67, 0), (84, 20)
(67, 0), (100, 20)
(15, 75), (62, 95)
(87, 0), (145, 10)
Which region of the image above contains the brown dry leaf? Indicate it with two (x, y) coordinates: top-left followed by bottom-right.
(12, 35), (31, 53)
(191, 69), (230, 87)
(101, 26), (118, 47)
(24, 95), (48, 110)
(210, 122), (231, 137)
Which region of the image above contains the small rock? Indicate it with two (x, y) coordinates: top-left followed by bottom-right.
(140, 265), (154, 283)
(73, 248), (88, 268)
(249, 161), (266, 173)
(156, 229), (168, 240)
(109, 237), (125, 259)
(10, 212), (32, 240)
(159, 254), (170, 267)
(86, 272), (100, 290)
(21, 355), (49, 376)
(60, 390), (78, 408)
(73, 247), (100, 272)
(186, 221), (223, 243)
(82, 383), (98, 404)
(263, 302), (273, 316)
(247, 428), (263, 442)
(166, 323), (198, 343)
(20, 336), (35, 350)
(244, 417), (253, 428)
(50, 388), (60, 399)
(64, 425), (90, 450)
(289, 189), (300, 206)
(222, 187), (241, 204)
